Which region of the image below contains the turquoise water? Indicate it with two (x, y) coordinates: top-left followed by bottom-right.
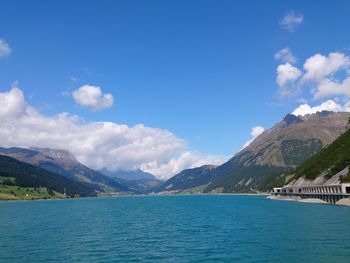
(1, 195), (350, 263)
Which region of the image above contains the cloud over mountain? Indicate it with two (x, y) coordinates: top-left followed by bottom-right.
(242, 126), (265, 149)
(140, 151), (224, 179)
(72, 85), (114, 111)
(0, 87), (223, 180)
(292, 100), (350, 116)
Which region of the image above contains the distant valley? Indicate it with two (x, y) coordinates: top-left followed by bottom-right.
(1, 110), (350, 200)
(0, 146), (165, 200)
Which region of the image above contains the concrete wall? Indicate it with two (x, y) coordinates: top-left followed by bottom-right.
(341, 183), (350, 194)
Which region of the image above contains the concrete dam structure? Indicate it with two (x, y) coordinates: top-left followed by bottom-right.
(272, 183), (350, 204)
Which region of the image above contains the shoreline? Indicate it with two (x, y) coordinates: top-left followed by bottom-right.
(267, 195), (350, 206)
(4, 193), (349, 207)
(0, 192), (269, 202)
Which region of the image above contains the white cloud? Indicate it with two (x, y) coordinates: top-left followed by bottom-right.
(280, 11), (304, 32)
(275, 51), (350, 100)
(140, 151), (224, 180)
(0, 39), (12, 58)
(301, 52), (350, 100)
(72, 85), (114, 111)
(303, 52), (350, 81)
(345, 102), (350, 112)
(312, 77), (350, 99)
(276, 63), (302, 97)
(292, 100), (346, 116)
(274, 47), (297, 64)
(242, 126), (265, 149)
(0, 87), (224, 179)
(0, 87), (27, 118)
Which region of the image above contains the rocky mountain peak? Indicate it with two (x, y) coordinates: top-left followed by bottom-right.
(30, 147), (78, 163)
(282, 114), (303, 127)
(205, 111), (350, 193)
(315, 110), (334, 117)
(200, 164), (218, 171)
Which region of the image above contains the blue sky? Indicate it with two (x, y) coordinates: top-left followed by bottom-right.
(1, 1), (350, 178)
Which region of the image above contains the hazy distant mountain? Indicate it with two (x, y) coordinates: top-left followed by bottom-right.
(114, 178), (163, 193)
(158, 165), (217, 192)
(101, 168), (156, 180)
(0, 147), (133, 193)
(205, 111), (350, 193)
(0, 155), (96, 197)
(100, 168), (160, 193)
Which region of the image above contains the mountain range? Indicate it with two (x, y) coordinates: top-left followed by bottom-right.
(157, 111), (350, 193)
(0, 146), (165, 196)
(157, 165), (217, 192)
(1, 110), (349, 198)
(0, 147), (133, 194)
(100, 168), (156, 180)
(99, 168), (162, 193)
(0, 155), (96, 197)
(205, 111), (349, 193)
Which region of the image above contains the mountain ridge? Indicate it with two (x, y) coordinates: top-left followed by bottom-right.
(204, 111), (350, 192)
(0, 147), (133, 194)
(158, 165), (217, 192)
(287, 127), (350, 185)
(101, 168), (156, 180)
(0, 155), (96, 197)
(154, 111), (349, 194)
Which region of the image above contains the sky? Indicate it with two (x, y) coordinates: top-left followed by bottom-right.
(1, 0), (350, 179)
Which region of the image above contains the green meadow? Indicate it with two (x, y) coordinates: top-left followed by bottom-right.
(0, 177), (66, 200)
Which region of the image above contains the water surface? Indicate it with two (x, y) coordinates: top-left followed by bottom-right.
(1, 195), (350, 262)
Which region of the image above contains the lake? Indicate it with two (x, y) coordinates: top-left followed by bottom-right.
(1, 195), (350, 262)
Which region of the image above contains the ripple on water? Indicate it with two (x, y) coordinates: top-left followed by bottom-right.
(1, 195), (350, 263)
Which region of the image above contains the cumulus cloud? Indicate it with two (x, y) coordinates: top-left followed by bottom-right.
(303, 52), (350, 81)
(0, 87), (27, 118)
(292, 100), (346, 116)
(280, 11), (304, 32)
(274, 47), (297, 64)
(312, 77), (350, 99)
(301, 52), (350, 99)
(275, 51), (350, 100)
(242, 126), (265, 149)
(0, 87), (224, 180)
(0, 39), (12, 58)
(276, 63), (302, 96)
(140, 151), (224, 179)
(72, 85), (114, 111)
